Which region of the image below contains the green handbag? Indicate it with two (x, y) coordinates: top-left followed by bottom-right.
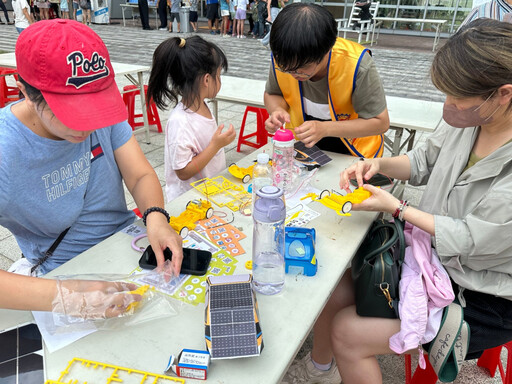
(351, 219), (405, 319)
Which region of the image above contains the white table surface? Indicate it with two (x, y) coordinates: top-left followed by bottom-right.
(0, 146), (377, 384)
(386, 95), (442, 133)
(0, 52), (152, 144)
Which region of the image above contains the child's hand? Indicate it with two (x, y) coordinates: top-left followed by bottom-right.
(211, 124), (236, 150)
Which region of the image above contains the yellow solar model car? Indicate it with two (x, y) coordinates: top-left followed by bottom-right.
(228, 163), (255, 184)
(169, 199), (213, 238)
(302, 187), (372, 216)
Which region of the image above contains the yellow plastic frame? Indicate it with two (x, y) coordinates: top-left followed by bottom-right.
(45, 357), (185, 384)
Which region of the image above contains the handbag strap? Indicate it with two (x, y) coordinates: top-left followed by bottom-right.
(428, 302), (470, 382)
(363, 219), (404, 263)
(392, 218), (405, 265)
(30, 227), (71, 274)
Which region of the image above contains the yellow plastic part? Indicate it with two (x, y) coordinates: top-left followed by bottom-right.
(125, 284), (154, 313)
(228, 161), (272, 184)
(169, 199), (213, 237)
(228, 163), (256, 184)
(190, 176), (251, 212)
(302, 187), (373, 217)
(44, 357), (185, 384)
(245, 260), (253, 270)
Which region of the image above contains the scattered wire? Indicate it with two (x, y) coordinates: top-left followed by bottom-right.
(203, 211), (235, 230)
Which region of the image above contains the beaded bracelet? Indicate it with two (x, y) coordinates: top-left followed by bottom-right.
(399, 200), (409, 221)
(392, 200), (408, 220)
(142, 206), (170, 226)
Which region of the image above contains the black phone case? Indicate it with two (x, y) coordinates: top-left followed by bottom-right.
(138, 245), (212, 275)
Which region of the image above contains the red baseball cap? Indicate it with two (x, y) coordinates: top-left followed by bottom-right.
(15, 19), (127, 131)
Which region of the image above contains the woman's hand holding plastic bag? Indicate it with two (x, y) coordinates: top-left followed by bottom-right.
(52, 280), (142, 321)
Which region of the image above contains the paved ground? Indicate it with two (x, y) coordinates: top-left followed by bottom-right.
(0, 19), (507, 384)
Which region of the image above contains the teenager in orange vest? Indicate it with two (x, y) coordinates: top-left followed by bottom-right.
(264, 3), (389, 158)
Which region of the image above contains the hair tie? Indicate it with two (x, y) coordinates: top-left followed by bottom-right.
(179, 38), (186, 48)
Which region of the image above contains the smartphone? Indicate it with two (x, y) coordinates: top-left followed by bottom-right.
(350, 173), (393, 187)
(138, 245), (212, 275)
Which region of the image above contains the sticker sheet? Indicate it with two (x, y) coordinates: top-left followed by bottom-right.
(197, 216), (247, 257)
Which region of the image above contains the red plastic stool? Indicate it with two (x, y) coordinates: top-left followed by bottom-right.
(405, 341), (512, 384)
(122, 84), (162, 133)
(236, 106), (271, 152)
(404, 354), (437, 384)
(477, 341), (512, 383)
(0, 68), (20, 108)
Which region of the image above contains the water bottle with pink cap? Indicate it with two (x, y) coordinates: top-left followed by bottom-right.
(272, 128), (296, 197)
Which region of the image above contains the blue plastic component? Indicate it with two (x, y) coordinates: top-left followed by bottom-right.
(284, 227), (317, 276)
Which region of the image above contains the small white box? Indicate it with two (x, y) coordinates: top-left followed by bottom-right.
(165, 349), (210, 380)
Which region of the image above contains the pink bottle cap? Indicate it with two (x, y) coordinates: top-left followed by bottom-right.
(273, 128), (294, 142)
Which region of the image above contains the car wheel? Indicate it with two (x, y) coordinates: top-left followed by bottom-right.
(342, 201), (353, 214)
(242, 174), (251, 184)
(206, 207), (214, 219)
(180, 227), (189, 238)
(319, 189), (330, 199)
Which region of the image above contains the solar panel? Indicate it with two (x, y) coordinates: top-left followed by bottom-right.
(0, 323), (44, 384)
(205, 275), (263, 360)
(294, 141), (332, 168)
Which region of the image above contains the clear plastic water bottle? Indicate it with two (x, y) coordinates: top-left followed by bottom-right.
(252, 152), (272, 205)
(272, 128), (296, 198)
(252, 185), (286, 295)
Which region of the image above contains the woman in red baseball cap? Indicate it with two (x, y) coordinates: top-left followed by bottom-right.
(0, 20), (183, 316)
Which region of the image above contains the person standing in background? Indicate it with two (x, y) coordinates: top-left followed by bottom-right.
(189, 0), (198, 32)
(138, 0), (152, 29)
(259, 0), (279, 46)
(60, 0), (69, 18)
(12, 0), (34, 32)
(71, 0), (78, 19)
(255, 0), (267, 38)
(219, 0), (229, 36)
(168, 0), (180, 32)
(36, 0), (50, 19)
(233, 0), (247, 38)
(0, 0), (14, 24)
(79, 0), (91, 25)
(157, 0), (168, 30)
(247, 0), (254, 34)
(206, 0), (220, 34)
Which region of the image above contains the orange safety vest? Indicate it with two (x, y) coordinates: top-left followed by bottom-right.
(273, 38), (384, 158)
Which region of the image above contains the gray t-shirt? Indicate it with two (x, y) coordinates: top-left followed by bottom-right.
(0, 103), (136, 274)
(265, 52), (386, 120)
(171, 0), (180, 13)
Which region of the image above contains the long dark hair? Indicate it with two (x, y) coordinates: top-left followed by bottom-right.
(146, 36), (228, 110)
